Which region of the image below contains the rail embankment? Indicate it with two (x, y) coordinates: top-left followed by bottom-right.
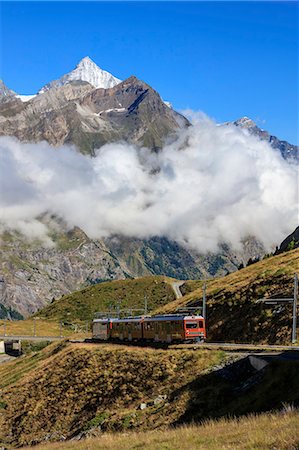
(0, 341), (298, 447)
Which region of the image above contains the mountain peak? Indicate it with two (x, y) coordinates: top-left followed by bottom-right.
(77, 56), (98, 68)
(234, 117), (257, 129)
(39, 57), (121, 94)
(79, 56), (93, 63)
(0, 80), (17, 103)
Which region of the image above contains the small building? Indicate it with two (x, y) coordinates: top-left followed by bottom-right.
(4, 340), (22, 356)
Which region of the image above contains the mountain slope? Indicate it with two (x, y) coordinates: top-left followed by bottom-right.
(0, 76), (188, 153)
(32, 247), (299, 344)
(0, 342), (223, 447)
(0, 220), (267, 318)
(157, 249), (299, 344)
(39, 56), (121, 93)
(34, 276), (176, 322)
(233, 117), (299, 163)
(1, 342), (298, 448)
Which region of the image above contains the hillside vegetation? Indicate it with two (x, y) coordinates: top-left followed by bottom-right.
(0, 341), (223, 447)
(33, 249), (299, 344)
(157, 249), (299, 344)
(25, 409), (299, 450)
(35, 276), (176, 322)
(1, 341), (299, 447)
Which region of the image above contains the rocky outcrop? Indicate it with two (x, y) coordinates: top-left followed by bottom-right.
(0, 227), (125, 317)
(0, 77), (189, 154)
(0, 222), (266, 318)
(233, 117), (298, 163)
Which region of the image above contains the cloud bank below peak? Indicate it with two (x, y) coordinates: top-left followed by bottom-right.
(0, 116), (298, 253)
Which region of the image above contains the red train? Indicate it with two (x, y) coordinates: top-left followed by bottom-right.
(92, 314), (206, 344)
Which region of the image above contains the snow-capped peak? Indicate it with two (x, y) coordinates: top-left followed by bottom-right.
(39, 56), (121, 94)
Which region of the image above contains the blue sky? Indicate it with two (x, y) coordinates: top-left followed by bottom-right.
(0, 1), (298, 144)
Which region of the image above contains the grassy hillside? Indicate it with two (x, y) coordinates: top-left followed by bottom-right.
(1, 341), (299, 447)
(157, 249), (299, 344)
(0, 319), (74, 338)
(25, 409), (299, 450)
(35, 276), (176, 322)
(33, 250), (299, 343)
(0, 341), (223, 447)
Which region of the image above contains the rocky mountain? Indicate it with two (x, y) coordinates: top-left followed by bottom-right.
(0, 217), (265, 318)
(1, 59), (297, 158)
(0, 59), (296, 318)
(39, 56), (121, 93)
(0, 75), (188, 153)
(233, 117), (298, 163)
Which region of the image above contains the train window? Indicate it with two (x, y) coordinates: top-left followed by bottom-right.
(198, 320), (204, 328)
(186, 322), (198, 329)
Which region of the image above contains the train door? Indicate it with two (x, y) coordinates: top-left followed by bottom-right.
(128, 322), (132, 341)
(154, 321), (159, 342)
(92, 321), (109, 340)
(119, 322), (124, 341)
(166, 321), (171, 343)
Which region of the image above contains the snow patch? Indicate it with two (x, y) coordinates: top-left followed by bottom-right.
(16, 94), (36, 102)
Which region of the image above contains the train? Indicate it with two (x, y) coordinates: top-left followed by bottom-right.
(92, 314), (206, 344)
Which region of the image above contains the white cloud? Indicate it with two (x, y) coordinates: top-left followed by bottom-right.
(0, 116), (298, 253)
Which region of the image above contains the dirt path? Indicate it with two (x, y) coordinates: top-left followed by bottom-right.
(170, 281), (185, 299)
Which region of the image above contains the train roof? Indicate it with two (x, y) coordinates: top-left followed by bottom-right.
(93, 314), (203, 324)
(93, 316), (144, 323)
(144, 315), (203, 322)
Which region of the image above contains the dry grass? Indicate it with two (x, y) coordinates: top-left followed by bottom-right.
(159, 249), (299, 313)
(0, 319), (67, 337)
(157, 249), (299, 344)
(0, 319), (91, 339)
(1, 342), (299, 448)
(0, 341), (68, 389)
(25, 409), (299, 450)
(0, 342), (224, 447)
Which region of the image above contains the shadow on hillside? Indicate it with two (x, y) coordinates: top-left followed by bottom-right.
(173, 352), (299, 426)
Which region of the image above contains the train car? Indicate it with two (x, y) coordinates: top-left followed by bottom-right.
(110, 317), (143, 341)
(143, 315), (205, 343)
(92, 314), (206, 343)
(92, 318), (111, 340)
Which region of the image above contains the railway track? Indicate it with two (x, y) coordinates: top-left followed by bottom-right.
(1, 335), (298, 353)
(71, 338), (299, 353)
(0, 335), (64, 342)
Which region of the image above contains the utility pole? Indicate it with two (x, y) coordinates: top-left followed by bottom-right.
(292, 273), (298, 344)
(144, 295), (148, 315)
(202, 282), (207, 321)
